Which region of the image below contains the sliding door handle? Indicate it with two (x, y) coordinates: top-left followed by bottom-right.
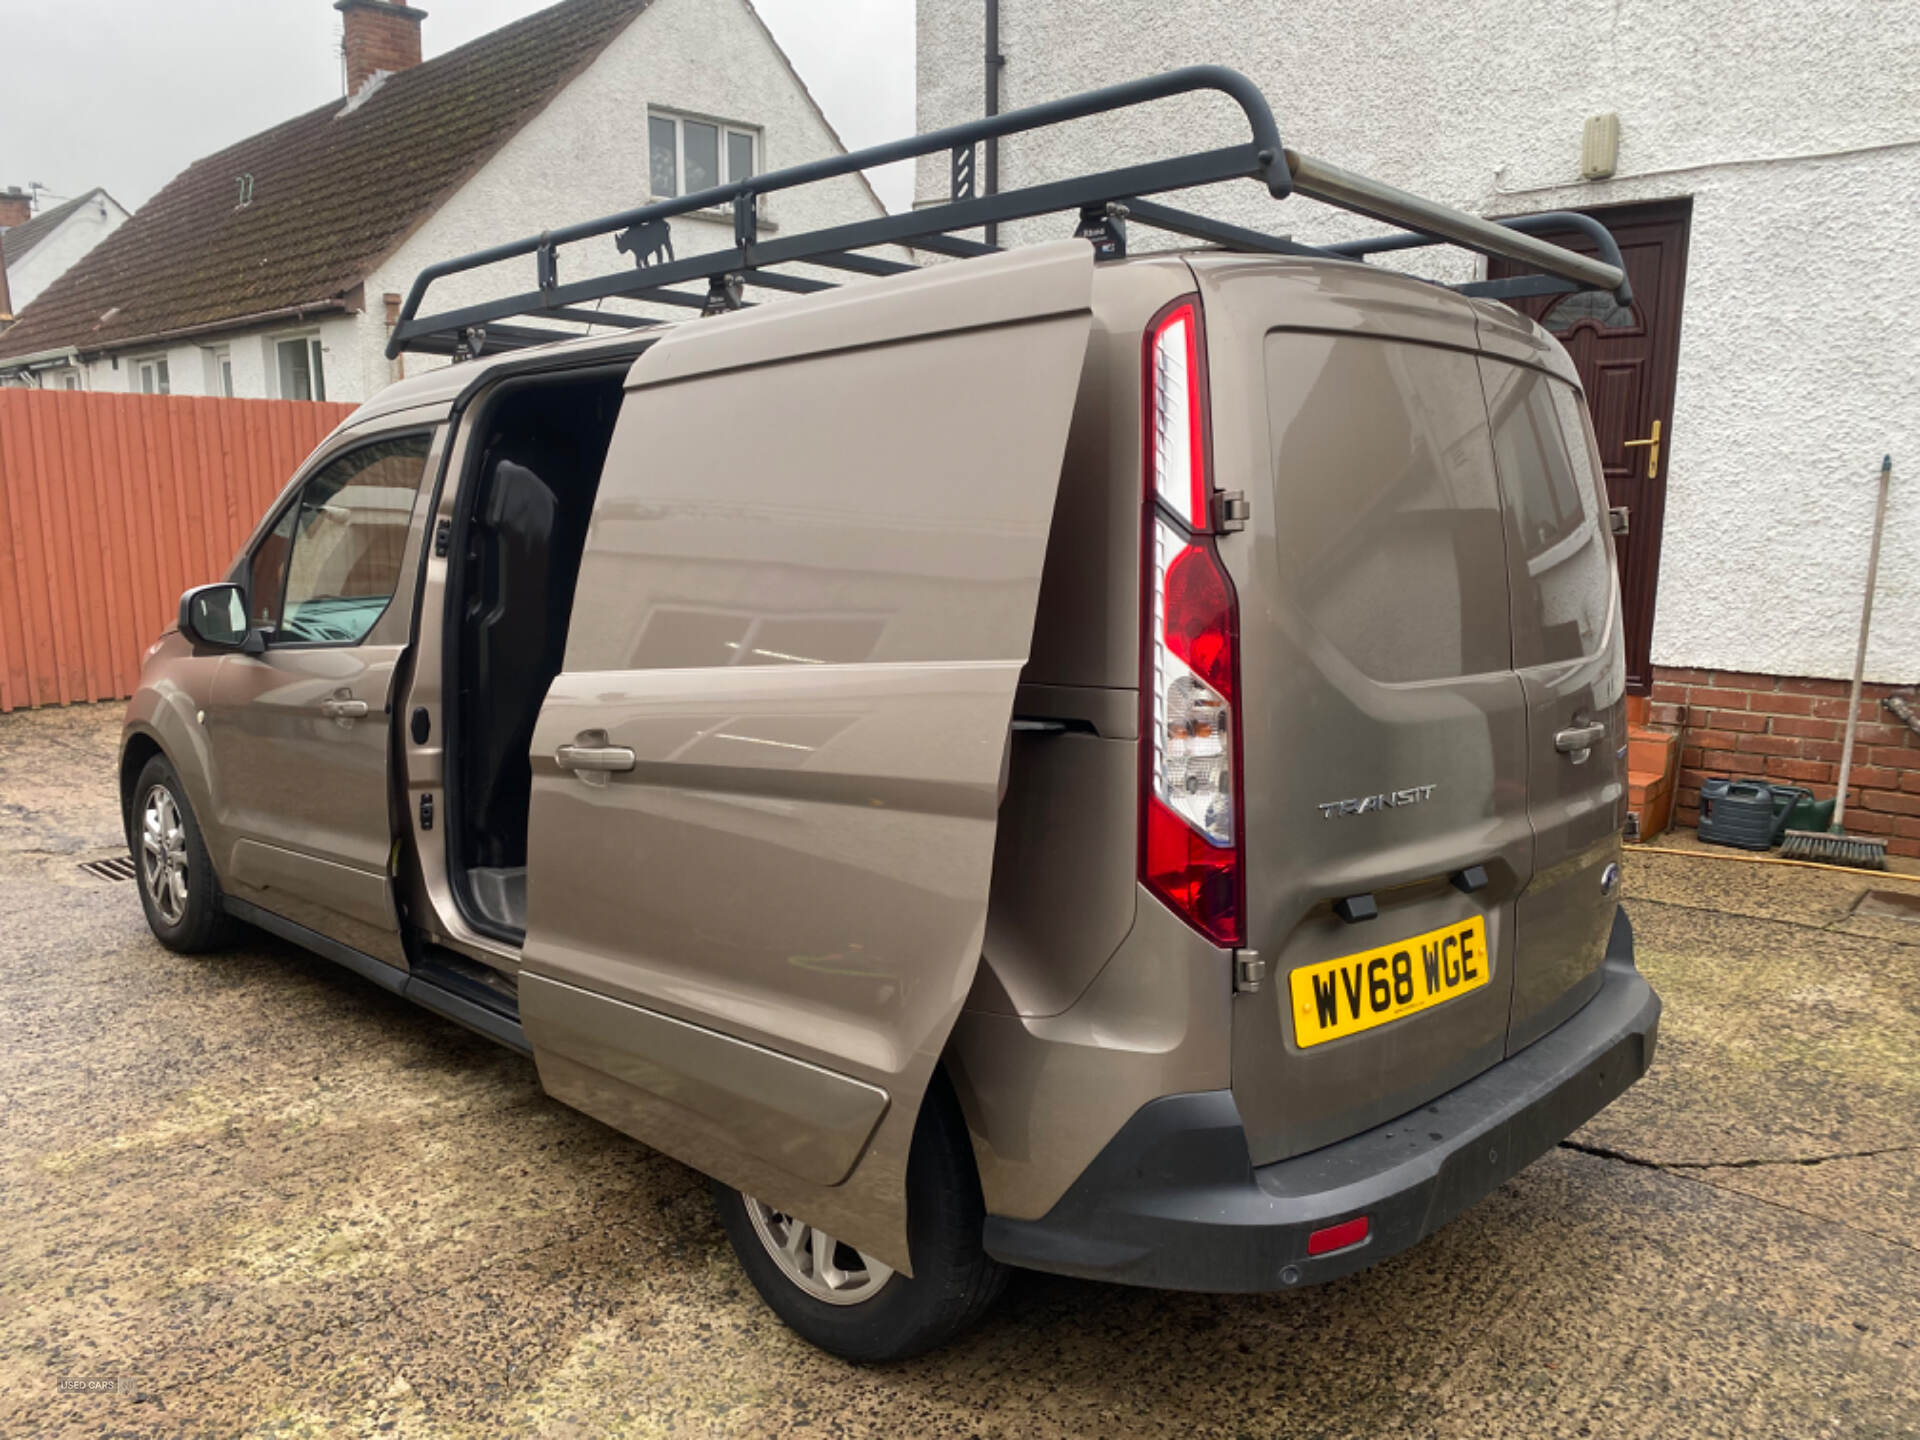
(556, 744), (636, 771)
(556, 735), (635, 786)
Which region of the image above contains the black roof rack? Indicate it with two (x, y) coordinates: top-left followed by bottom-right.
(386, 66), (1631, 360)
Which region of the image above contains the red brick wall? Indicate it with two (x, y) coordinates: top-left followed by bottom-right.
(1650, 666), (1920, 858)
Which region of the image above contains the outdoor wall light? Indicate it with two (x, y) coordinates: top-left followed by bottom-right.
(1582, 113), (1621, 180)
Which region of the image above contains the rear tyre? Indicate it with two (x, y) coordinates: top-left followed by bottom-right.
(133, 755), (235, 954)
(713, 1071), (1006, 1363)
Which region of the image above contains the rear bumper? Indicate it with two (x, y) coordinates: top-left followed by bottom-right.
(983, 908), (1659, 1292)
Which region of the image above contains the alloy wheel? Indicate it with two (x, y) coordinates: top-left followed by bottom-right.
(744, 1197), (894, 1305)
(139, 784), (190, 926)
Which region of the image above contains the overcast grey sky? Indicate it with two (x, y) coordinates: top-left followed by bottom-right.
(0, 0), (916, 214)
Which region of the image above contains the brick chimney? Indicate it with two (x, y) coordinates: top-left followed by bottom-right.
(336, 0), (428, 96)
(0, 187), (24, 319)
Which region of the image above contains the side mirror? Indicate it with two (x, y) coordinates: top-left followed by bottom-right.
(179, 583), (258, 652)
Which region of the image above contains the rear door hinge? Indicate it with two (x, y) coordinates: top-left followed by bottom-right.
(1233, 949), (1265, 994)
(1213, 490), (1250, 533)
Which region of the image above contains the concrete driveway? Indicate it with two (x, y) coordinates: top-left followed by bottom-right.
(2, 702), (1915, 1439)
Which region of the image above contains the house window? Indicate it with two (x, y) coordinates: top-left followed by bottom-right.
(648, 112), (758, 200)
(276, 336), (326, 402)
(61, 372), (81, 391)
(205, 346), (235, 398)
(133, 357), (170, 395)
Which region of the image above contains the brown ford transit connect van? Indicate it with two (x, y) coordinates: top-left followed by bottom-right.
(124, 69), (1659, 1361)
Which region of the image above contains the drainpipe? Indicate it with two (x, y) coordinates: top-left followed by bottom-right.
(985, 0), (1004, 244)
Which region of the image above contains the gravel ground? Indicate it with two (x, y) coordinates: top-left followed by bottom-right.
(1, 701), (1915, 1439)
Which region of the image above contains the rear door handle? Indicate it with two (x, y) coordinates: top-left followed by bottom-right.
(1555, 722), (1607, 762)
(321, 697), (369, 719)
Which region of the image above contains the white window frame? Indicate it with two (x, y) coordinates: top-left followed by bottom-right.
(273, 332), (326, 403)
(131, 355), (170, 395)
(647, 109), (760, 203)
(204, 345), (235, 398)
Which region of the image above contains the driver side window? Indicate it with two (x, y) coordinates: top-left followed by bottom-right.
(248, 434), (432, 646)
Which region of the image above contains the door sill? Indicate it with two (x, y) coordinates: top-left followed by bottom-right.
(409, 944), (521, 1022)
(223, 898), (530, 1056)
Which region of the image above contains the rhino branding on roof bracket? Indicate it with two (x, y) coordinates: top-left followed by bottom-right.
(615, 219), (674, 269)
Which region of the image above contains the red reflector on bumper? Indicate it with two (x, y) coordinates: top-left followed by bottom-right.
(1307, 1216), (1370, 1256)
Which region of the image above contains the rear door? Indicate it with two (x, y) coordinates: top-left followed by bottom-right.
(1477, 353), (1627, 1051)
(516, 243), (1094, 1271)
(1192, 260), (1536, 1166)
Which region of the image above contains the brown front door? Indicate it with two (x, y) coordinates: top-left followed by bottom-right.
(1489, 199), (1691, 694)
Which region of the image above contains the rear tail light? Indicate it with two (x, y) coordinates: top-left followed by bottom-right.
(1140, 298), (1243, 948)
(1148, 303), (1208, 529)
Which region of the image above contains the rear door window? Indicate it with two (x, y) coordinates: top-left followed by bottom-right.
(1264, 331), (1511, 683)
(1483, 363), (1613, 666)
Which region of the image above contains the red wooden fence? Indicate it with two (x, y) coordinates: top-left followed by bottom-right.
(0, 391), (355, 712)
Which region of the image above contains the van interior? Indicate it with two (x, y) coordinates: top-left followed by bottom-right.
(446, 367), (627, 941)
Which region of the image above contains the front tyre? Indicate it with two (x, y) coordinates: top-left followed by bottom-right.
(133, 755), (234, 954)
(714, 1072), (1006, 1363)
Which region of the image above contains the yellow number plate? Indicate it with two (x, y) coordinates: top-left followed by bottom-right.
(1289, 916), (1490, 1049)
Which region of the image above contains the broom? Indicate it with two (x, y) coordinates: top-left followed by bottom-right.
(1781, 455), (1893, 869)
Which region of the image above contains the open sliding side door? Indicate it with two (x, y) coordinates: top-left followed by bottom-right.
(518, 243), (1095, 1270)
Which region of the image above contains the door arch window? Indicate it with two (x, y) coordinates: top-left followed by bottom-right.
(1540, 289), (1638, 335)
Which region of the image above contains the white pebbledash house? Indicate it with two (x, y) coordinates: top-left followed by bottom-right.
(917, 0), (1919, 851)
(0, 187), (130, 326)
(0, 0), (885, 404)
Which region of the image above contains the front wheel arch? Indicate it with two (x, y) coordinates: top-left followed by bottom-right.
(120, 731), (165, 850)
(130, 751), (237, 953)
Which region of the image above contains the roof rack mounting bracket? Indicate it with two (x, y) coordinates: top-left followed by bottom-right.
(733, 193), (759, 251)
(536, 236), (558, 298)
(701, 274), (745, 317)
(1074, 202), (1129, 260)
